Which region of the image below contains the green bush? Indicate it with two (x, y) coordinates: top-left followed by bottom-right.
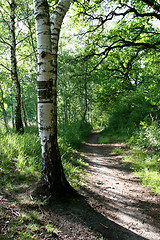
(131, 121), (160, 150)
(106, 90), (158, 135)
(125, 120), (160, 194)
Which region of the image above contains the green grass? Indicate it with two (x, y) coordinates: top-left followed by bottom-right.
(98, 128), (128, 143)
(0, 122), (90, 239)
(0, 206), (59, 239)
(125, 121), (160, 194)
(0, 123), (88, 190)
(124, 147), (160, 194)
(98, 136), (111, 144)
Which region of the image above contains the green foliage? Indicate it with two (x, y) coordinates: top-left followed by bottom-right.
(58, 121), (92, 148)
(106, 90), (157, 135)
(125, 121), (160, 194)
(130, 121), (160, 150)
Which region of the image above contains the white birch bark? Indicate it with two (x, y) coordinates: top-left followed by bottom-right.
(34, 0), (55, 187)
(34, 0), (73, 193)
(50, 0), (71, 132)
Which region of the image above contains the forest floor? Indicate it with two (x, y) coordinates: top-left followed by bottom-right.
(1, 130), (160, 239)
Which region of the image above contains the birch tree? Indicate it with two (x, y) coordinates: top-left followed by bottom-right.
(34, 0), (73, 194)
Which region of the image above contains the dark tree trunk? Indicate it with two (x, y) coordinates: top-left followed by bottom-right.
(10, 94), (14, 128)
(10, 0), (24, 133)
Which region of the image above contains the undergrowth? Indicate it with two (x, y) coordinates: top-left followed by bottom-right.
(0, 122), (90, 190)
(0, 121), (91, 239)
(98, 128), (129, 144)
(126, 121), (160, 194)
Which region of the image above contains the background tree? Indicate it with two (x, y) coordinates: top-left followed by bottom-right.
(10, 0), (24, 133)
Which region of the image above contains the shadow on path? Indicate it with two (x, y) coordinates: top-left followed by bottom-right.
(76, 131), (160, 240)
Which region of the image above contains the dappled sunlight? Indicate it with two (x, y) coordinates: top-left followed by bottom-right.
(79, 132), (160, 240)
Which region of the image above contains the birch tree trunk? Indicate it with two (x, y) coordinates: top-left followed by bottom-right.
(10, 0), (24, 133)
(34, 0), (73, 194)
(50, 0), (71, 131)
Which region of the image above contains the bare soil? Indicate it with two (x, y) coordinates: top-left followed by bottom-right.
(1, 130), (160, 239)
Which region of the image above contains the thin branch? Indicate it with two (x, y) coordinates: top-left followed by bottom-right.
(0, 63), (11, 72)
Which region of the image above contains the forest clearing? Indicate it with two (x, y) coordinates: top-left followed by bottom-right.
(1, 0), (160, 239)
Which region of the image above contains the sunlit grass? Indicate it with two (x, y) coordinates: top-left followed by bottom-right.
(112, 147), (124, 155)
(124, 147), (160, 194)
(0, 123), (89, 189)
(2, 208), (59, 240)
(98, 136), (111, 144)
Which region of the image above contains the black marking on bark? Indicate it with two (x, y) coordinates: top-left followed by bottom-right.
(41, 51), (47, 58)
(38, 89), (52, 100)
(38, 62), (43, 66)
(37, 80), (53, 89)
(38, 100), (53, 104)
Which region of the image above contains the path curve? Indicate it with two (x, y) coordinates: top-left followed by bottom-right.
(79, 130), (160, 240)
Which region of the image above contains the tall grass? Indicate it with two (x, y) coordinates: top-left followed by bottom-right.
(0, 122), (91, 239)
(0, 121), (90, 190)
(0, 126), (41, 176)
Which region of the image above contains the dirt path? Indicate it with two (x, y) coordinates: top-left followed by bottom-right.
(78, 130), (160, 239)
(1, 131), (160, 239)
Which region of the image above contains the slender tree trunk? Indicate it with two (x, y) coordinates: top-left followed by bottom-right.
(10, 94), (15, 128)
(61, 64), (68, 126)
(0, 85), (8, 131)
(81, 59), (88, 128)
(10, 0), (24, 133)
(22, 98), (28, 127)
(34, 0), (73, 194)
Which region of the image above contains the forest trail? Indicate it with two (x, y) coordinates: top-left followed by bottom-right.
(1, 130), (160, 240)
(78, 130), (160, 240)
